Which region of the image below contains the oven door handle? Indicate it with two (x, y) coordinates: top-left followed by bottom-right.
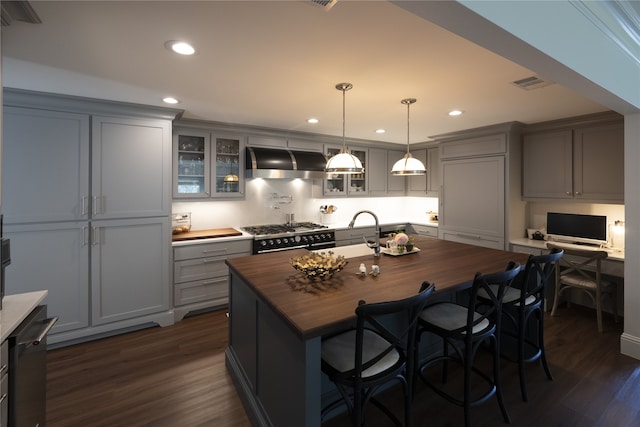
(27, 316), (59, 347)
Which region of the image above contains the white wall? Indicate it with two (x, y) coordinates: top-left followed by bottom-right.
(172, 178), (438, 229)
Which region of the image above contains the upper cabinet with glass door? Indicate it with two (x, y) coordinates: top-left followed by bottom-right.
(324, 145), (368, 196)
(173, 130), (245, 199)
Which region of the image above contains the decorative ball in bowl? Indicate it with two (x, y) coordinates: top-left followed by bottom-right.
(290, 251), (348, 281)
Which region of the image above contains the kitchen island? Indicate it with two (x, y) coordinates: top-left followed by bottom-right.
(225, 236), (530, 426)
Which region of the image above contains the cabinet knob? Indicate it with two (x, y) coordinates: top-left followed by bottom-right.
(566, 191), (572, 196)
(575, 191), (582, 196)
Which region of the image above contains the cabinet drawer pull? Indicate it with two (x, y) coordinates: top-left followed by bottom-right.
(202, 279), (223, 285)
(81, 196), (88, 216)
(82, 226), (88, 247)
(202, 258), (220, 264)
(202, 249), (226, 255)
(0, 364), (7, 376)
(0, 393), (6, 404)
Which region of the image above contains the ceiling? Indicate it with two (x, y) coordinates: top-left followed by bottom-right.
(1, 0), (609, 144)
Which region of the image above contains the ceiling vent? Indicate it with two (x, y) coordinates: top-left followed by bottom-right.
(1, 1), (41, 26)
(309, 0), (338, 11)
(511, 75), (554, 90)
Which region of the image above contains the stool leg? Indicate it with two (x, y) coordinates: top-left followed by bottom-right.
(538, 308), (553, 381)
(518, 309), (528, 401)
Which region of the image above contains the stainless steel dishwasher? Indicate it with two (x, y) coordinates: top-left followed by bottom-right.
(8, 305), (58, 427)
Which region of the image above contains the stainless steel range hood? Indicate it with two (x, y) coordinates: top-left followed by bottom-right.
(245, 146), (328, 179)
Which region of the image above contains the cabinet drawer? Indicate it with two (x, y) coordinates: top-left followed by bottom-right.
(174, 239), (251, 261)
(174, 277), (228, 306)
(410, 224), (438, 238)
(174, 256), (228, 284)
(440, 134), (506, 159)
(440, 230), (504, 250)
(510, 244), (543, 256)
(335, 227), (376, 241)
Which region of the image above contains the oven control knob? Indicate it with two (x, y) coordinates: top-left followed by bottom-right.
(268, 239), (274, 247)
(295, 235), (302, 243)
(283, 238), (289, 244)
(260, 240), (267, 247)
(275, 239), (282, 245)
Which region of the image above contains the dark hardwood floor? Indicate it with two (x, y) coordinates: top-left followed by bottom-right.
(46, 305), (640, 426)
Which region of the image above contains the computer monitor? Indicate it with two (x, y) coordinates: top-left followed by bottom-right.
(546, 212), (607, 246)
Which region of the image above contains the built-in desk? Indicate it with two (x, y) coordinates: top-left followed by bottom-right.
(510, 237), (624, 278)
(510, 238), (624, 316)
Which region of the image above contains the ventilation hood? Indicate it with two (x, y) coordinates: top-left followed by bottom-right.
(245, 146), (328, 179)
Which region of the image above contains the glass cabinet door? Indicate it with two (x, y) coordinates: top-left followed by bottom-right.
(175, 133), (210, 198)
(349, 149), (367, 194)
(213, 135), (242, 196)
(323, 145), (368, 196)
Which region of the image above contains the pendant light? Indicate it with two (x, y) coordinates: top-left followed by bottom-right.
(391, 98), (426, 175)
(325, 83), (365, 174)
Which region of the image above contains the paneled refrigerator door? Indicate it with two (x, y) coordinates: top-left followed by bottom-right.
(92, 116), (172, 218)
(91, 217), (170, 326)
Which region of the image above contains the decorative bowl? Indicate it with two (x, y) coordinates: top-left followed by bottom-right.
(290, 251), (348, 281)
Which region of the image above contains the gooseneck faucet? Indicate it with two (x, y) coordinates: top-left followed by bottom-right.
(348, 210), (381, 257)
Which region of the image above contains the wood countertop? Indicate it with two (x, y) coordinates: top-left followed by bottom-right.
(172, 227), (243, 241)
(226, 236), (530, 340)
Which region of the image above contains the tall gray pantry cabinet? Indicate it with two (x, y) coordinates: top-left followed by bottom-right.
(1, 89), (182, 346)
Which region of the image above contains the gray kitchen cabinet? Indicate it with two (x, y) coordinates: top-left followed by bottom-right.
(93, 116), (173, 218)
(286, 138), (323, 152)
(324, 145), (368, 196)
(335, 226), (377, 246)
(407, 147), (440, 196)
(173, 239), (252, 321)
(4, 222), (89, 334)
(434, 123), (524, 250)
(1, 89), (180, 345)
(522, 119), (624, 203)
(173, 129), (245, 199)
(91, 217), (171, 326)
(246, 135), (287, 148)
(1, 107), (90, 224)
(368, 148), (406, 196)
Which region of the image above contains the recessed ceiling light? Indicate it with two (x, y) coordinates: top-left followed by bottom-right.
(164, 40), (195, 55)
(307, 118), (319, 124)
(448, 110), (464, 116)
(163, 97), (179, 104)
(375, 129), (386, 134)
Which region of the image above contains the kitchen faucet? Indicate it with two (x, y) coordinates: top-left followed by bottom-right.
(348, 210), (381, 257)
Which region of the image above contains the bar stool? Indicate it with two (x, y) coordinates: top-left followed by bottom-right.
(321, 282), (435, 427)
(416, 262), (521, 427)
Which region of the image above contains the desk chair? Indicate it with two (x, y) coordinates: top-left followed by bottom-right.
(479, 248), (563, 401)
(548, 243), (618, 332)
(321, 282), (435, 427)
(416, 262), (521, 427)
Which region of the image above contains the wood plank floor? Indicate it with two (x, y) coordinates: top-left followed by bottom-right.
(46, 305), (640, 426)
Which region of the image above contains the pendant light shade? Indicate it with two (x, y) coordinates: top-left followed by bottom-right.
(325, 83), (365, 174)
(391, 98), (426, 176)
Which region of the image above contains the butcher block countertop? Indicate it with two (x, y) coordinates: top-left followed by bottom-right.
(226, 236), (530, 340)
(172, 227), (244, 242)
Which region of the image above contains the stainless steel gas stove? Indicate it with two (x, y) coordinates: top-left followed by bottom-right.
(241, 222), (336, 254)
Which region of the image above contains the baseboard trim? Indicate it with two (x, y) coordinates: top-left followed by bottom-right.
(620, 332), (640, 360)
